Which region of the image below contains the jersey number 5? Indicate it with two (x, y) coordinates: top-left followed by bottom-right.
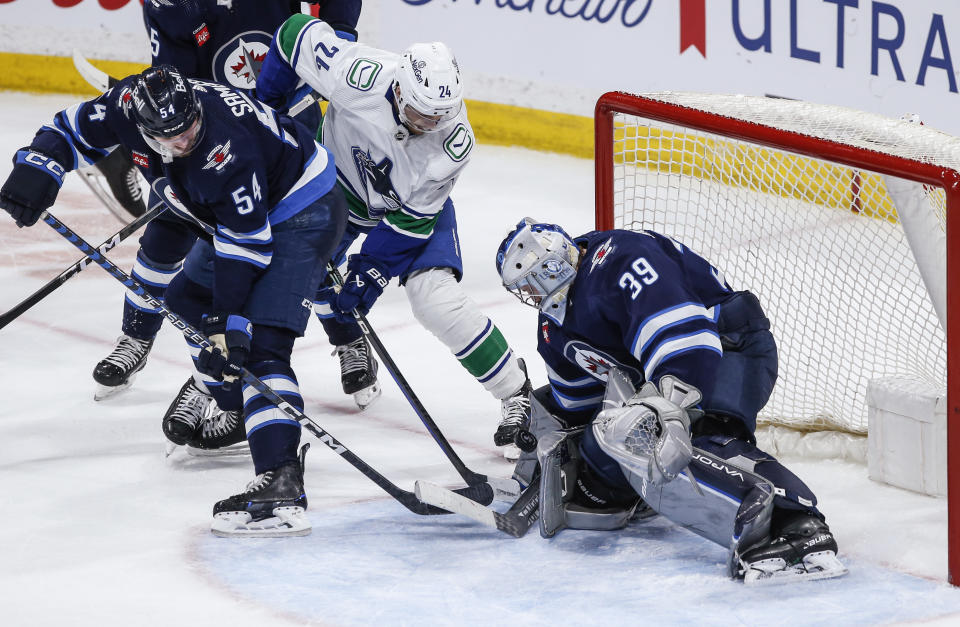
(231, 173), (262, 215)
(618, 257), (659, 300)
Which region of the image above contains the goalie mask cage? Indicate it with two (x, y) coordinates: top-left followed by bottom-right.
(594, 91), (958, 583)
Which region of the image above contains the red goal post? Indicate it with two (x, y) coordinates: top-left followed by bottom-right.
(594, 91), (960, 583)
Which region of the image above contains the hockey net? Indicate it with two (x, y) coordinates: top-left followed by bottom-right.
(594, 92), (954, 463)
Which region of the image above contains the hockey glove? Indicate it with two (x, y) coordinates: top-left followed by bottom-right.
(0, 148), (66, 227)
(197, 313), (252, 392)
(319, 254), (391, 323)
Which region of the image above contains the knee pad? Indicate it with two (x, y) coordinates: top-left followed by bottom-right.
(406, 267), (523, 398)
(694, 434), (820, 515)
(138, 215), (197, 264)
(164, 274), (211, 328)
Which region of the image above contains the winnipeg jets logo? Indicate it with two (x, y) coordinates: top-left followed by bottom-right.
(203, 140), (233, 171)
(563, 341), (642, 383)
(214, 32), (271, 88)
(352, 147), (403, 213)
(590, 238), (615, 273)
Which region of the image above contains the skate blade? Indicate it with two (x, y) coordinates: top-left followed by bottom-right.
(743, 552), (848, 585)
(163, 441), (179, 458)
(501, 444), (521, 462)
(353, 382), (382, 410)
(211, 507), (311, 537)
(185, 442), (251, 457)
(93, 378), (136, 401)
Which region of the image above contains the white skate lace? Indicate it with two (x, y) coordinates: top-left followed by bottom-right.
(169, 382), (212, 428)
(201, 410), (241, 438)
(124, 166), (143, 200)
(241, 471), (274, 495)
(499, 391), (531, 429)
(102, 335), (151, 371)
(334, 337), (370, 375)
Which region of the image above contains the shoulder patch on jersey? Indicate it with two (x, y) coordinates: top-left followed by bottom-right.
(131, 151), (150, 168)
(589, 238), (616, 273)
(202, 140), (234, 172)
(443, 124), (473, 162)
(193, 23), (211, 47)
(346, 59), (383, 91)
(213, 31), (272, 89)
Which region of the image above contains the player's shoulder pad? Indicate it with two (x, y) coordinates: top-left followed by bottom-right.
(110, 75), (142, 121)
(276, 13), (325, 61)
(577, 230), (650, 277)
(439, 120), (474, 164)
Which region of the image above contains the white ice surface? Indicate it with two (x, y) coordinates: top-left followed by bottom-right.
(0, 91), (958, 626)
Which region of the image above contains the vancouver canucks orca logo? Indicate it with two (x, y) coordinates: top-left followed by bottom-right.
(563, 341), (643, 383)
(212, 31), (272, 89)
(352, 147), (403, 214)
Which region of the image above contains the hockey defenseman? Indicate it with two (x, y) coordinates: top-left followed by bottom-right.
(88, 0), (361, 452)
(254, 15), (532, 451)
(0, 65), (347, 536)
(495, 219), (847, 584)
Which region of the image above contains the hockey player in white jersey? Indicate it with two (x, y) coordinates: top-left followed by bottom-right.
(255, 15), (531, 453)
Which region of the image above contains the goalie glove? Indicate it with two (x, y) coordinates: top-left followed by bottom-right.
(592, 375), (702, 486)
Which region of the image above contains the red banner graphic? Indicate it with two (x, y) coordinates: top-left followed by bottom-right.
(0, 0), (144, 7)
(679, 0), (706, 57)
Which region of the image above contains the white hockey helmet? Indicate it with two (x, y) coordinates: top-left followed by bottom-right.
(393, 41), (463, 133)
(496, 218), (580, 325)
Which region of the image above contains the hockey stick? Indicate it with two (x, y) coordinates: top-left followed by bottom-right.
(39, 205), (494, 516)
(0, 200), (164, 331)
(72, 49), (319, 118)
(326, 265), (521, 498)
(415, 477), (541, 538)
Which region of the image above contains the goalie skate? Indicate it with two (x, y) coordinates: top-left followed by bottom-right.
(93, 335), (154, 400)
(737, 513), (847, 585)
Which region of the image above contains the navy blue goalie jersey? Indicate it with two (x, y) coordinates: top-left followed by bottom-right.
(30, 75), (336, 314)
(538, 229), (735, 417)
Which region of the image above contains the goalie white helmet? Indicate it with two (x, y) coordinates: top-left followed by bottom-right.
(496, 218), (579, 325)
(393, 42), (463, 133)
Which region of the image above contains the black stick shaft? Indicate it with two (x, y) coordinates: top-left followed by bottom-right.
(0, 202), (164, 330)
(40, 208), (491, 515)
(328, 265), (488, 486)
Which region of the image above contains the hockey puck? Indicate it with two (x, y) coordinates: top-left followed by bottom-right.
(514, 429), (537, 453)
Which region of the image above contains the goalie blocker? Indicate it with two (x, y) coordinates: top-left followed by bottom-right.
(513, 370), (846, 584)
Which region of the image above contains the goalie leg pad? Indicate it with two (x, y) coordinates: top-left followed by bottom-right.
(537, 427), (641, 538)
(512, 385), (569, 488)
(405, 267), (525, 399)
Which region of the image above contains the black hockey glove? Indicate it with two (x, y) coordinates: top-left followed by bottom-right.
(197, 313), (252, 392)
(0, 147), (66, 227)
(318, 254), (390, 323)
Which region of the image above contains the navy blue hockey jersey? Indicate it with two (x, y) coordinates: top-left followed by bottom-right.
(143, 0), (361, 87)
(30, 75), (336, 315)
(539, 229), (734, 416)
(143, 0), (300, 88)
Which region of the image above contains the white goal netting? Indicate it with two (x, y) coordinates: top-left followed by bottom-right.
(602, 92), (951, 439)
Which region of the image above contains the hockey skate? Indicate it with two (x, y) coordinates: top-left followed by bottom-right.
(92, 335), (154, 400)
(736, 512), (847, 585)
(335, 336), (381, 410)
(186, 408), (249, 457)
(211, 444), (311, 537)
(162, 377), (210, 446)
(92, 146), (146, 220)
(495, 359), (533, 460)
